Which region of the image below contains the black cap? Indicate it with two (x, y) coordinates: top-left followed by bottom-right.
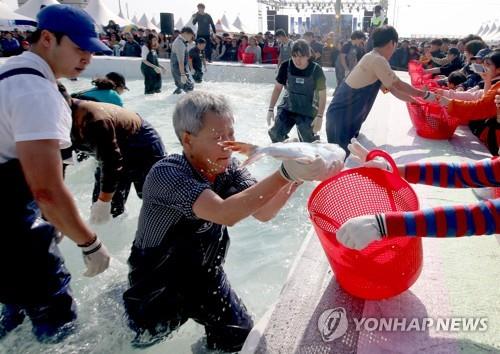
(106, 72), (128, 90)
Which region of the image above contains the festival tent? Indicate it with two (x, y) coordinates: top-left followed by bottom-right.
(220, 14), (238, 33)
(476, 24), (484, 36)
(84, 0), (130, 27)
(15, 0), (58, 19)
(484, 21), (497, 41)
(232, 15), (245, 32)
(131, 14), (139, 25)
(137, 13), (159, 31)
(0, 1), (37, 30)
(151, 16), (158, 27)
(215, 19), (229, 33)
(175, 17), (184, 29)
(479, 23), (490, 37)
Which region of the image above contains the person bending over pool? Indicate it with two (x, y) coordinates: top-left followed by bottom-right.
(336, 139), (499, 250)
(123, 91), (343, 351)
(58, 83), (166, 223)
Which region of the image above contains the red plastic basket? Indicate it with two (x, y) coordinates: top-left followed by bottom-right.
(406, 98), (459, 139)
(308, 150), (423, 300)
(408, 60), (423, 74)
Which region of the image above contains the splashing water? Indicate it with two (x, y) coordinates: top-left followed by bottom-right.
(0, 79), (331, 353)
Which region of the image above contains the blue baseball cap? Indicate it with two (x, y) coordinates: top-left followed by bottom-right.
(37, 4), (112, 54)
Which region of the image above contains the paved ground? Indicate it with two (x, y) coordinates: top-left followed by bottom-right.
(242, 73), (500, 354)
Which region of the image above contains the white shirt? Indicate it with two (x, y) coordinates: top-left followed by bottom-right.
(0, 51), (72, 163)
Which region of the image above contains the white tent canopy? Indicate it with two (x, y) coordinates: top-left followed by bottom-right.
(137, 13), (159, 31)
(15, 0), (58, 19)
(479, 23), (490, 37)
(232, 15), (245, 32)
(84, 0), (130, 27)
(215, 19), (229, 33)
(131, 14), (139, 25)
(151, 16), (158, 27)
(0, 1), (37, 30)
(175, 17), (184, 29)
(220, 14), (238, 33)
(484, 21), (497, 41)
(476, 24), (484, 36)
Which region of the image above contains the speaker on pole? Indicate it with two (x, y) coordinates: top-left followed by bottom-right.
(160, 13), (174, 35)
(275, 15), (289, 34)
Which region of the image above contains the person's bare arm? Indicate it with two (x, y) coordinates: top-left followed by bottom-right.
(193, 171), (289, 226)
(268, 83), (284, 110)
(317, 89), (327, 116)
(252, 182), (299, 221)
(16, 139), (95, 245)
(391, 79), (426, 98)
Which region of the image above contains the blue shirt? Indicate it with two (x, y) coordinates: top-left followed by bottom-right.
(77, 88), (123, 107)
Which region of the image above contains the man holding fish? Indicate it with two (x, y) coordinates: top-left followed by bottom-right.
(123, 91), (344, 351)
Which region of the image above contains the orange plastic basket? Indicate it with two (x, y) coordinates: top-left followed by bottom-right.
(406, 98), (459, 139)
(308, 150), (423, 300)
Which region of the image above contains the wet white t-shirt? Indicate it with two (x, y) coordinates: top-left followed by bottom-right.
(0, 51), (72, 163)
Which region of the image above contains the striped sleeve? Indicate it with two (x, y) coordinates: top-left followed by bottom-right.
(384, 199), (500, 237)
(403, 158), (500, 188)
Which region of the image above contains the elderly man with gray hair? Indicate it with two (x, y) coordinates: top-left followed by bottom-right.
(123, 91), (342, 351)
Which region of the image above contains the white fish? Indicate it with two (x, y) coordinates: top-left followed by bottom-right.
(222, 141), (346, 167)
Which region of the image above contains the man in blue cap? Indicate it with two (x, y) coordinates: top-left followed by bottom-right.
(0, 5), (111, 343)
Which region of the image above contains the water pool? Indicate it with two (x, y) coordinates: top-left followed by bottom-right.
(0, 78), (335, 353)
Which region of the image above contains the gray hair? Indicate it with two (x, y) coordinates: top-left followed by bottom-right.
(173, 91), (234, 142)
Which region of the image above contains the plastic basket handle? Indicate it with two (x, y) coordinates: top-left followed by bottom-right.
(366, 149), (399, 177)
(309, 210), (342, 230)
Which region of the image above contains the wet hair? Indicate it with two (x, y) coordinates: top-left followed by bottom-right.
(465, 40), (487, 56)
(181, 26), (195, 35)
(447, 71), (466, 86)
(173, 91), (234, 142)
(197, 3), (205, 8)
(196, 37), (207, 45)
(291, 39), (311, 57)
(484, 51), (500, 69)
(29, 29), (64, 44)
(351, 30), (366, 41)
(372, 26), (398, 48)
(91, 72), (127, 91)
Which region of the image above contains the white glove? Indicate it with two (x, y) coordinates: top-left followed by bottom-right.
(422, 91), (436, 102)
(181, 74), (188, 84)
(280, 157), (343, 182)
(347, 138), (390, 170)
(311, 115), (323, 134)
(79, 236), (111, 277)
(90, 199), (111, 224)
(336, 214), (385, 250)
(267, 110), (275, 127)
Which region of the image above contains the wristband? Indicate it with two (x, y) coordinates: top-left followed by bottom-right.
(78, 234), (98, 248)
(268, 108), (274, 112)
(423, 91), (431, 100)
